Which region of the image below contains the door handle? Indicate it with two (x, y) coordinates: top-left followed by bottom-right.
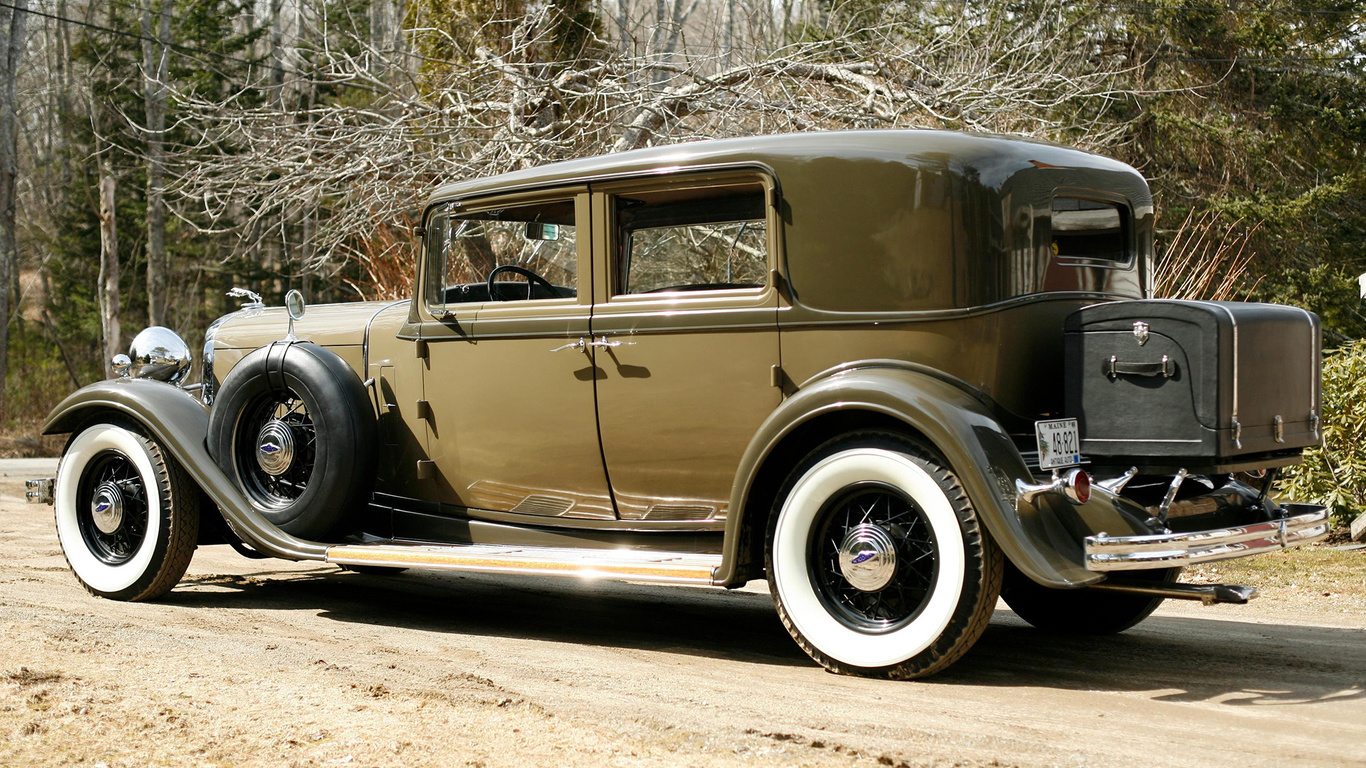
(550, 336), (624, 353)
(550, 338), (587, 353)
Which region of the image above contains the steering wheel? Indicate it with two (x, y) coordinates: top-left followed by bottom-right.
(486, 264), (558, 301)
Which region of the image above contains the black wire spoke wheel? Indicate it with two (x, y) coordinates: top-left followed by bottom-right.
(208, 341), (378, 540)
(56, 421), (201, 601)
(809, 483), (940, 633)
(235, 391), (318, 509)
(75, 450), (150, 566)
(767, 430), (1002, 679)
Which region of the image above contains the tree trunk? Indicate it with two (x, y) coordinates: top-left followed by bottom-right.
(141, 0), (172, 327)
(722, 0), (734, 68)
(0, 0), (29, 416)
(616, 0), (630, 55)
(370, 0), (407, 68)
(55, 0), (71, 186)
(270, 0), (286, 107)
(97, 167), (121, 378)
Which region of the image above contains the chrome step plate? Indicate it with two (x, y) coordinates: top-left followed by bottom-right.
(326, 542), (722, 585)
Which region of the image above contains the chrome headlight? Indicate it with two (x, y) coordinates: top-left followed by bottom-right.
(126, 326), (193, 385)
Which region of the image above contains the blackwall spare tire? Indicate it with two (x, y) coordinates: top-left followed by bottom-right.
(208, 341), (377, 540)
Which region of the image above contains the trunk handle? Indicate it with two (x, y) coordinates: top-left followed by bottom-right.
(1108, 354), (1175, 379)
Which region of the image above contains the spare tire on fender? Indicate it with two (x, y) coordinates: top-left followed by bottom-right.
(208, 341), (377, 540)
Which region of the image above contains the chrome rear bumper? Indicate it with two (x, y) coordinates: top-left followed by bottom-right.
(1084, 503), (1329, 571)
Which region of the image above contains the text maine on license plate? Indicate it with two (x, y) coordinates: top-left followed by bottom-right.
(1035, 418), (1081, 470)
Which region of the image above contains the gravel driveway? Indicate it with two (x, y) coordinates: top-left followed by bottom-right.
(1, 475), (1362, 768)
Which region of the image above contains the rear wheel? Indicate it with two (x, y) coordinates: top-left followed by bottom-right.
(1000, 562), (1180, 634)
(54, 421), (199, 601)
(766, 431), (1003, 679)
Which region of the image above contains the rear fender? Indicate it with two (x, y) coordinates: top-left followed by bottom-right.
(42, 379), (328, 561)
(721, 365), (1111, 589)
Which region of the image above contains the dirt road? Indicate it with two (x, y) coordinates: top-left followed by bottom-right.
(1, 474), (1363, 768)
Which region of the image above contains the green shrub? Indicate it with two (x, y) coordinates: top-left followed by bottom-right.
(1280, 341), (1366, 527)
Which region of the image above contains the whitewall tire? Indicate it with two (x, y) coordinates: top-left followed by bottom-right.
(766, 431), (1003, 679)
(54, 421), (199, 601)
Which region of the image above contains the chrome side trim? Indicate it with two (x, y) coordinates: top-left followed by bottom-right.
(1083, 437), (1203, 443)
(1299, 305), (1318, 405)
(779, 291), (1134, 328)
(1084, 503), (1328, 571)
(1293, 305), (1321, 436)
(362, 299), (408, 375)
(327, 542), (722, 585)
(1199, 300), (1239, 433)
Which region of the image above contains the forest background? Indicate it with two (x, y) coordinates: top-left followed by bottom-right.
(1, 0), (1365, 522)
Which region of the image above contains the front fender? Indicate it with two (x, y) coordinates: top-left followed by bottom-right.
(721, 365), (1113, 589)
(42, 379), (328, 561)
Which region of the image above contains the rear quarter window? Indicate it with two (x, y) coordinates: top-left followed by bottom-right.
(1050, 197), (1131, 265)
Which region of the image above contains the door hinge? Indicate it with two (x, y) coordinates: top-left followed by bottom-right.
(416, 460), (436, 480)
(770, 364), (784, 389)
(416, 399), (433, 423)
(415, 339), (429, 360)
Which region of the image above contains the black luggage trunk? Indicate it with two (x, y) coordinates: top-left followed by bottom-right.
(1064, 299), (1321, 470)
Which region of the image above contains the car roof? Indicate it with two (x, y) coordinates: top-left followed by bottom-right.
(425, 129), (1136, 207)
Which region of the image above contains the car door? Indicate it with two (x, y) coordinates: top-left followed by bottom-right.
(417, 189), (616, 520)
(588, 171), (783, 525)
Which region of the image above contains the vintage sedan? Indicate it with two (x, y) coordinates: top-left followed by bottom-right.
(31, 130), (1329, 679)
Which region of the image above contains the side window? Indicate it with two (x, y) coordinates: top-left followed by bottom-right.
(614, 183), (768, 295)
(425, 199), (578, 309)
(1051, 197), (1130, 264)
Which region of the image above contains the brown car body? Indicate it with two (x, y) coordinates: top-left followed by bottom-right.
(38, 130), (1329, 678)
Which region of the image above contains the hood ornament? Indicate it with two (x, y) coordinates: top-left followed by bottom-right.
(1133, 321), (1150, 346)
(227, 286), (264, 309)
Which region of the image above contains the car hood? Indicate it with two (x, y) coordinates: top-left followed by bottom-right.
(210, 300), (404, 350)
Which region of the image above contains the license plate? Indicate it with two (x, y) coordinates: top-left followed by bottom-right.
(1035, 419), (1081, 470)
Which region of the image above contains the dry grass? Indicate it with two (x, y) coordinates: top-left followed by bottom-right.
(1187, 541), (1366, 612)
(0, 432), (63, 459)
(1154, 210), (1261, 301)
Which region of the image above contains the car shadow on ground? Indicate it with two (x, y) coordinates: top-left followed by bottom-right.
(164, 565), (1366, 705)
(942, 615), (1366, 706)
(167, 567), (808, 667)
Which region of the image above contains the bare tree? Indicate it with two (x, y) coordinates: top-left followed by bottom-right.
(0, 0), (29, 414)
(141, 0), (173, 326)
(164, 2), (1151, 298)
(98, 165), (121, 376)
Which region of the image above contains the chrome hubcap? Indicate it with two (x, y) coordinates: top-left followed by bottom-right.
(91, 481), (125, 534)
(837, 523), (898, 592)
(255, 420), (295, 477)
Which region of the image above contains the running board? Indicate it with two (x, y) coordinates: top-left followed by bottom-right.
(326, 542), (723, 585)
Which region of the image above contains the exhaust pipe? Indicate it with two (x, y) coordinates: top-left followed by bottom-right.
(1089, 580), (1259, 605)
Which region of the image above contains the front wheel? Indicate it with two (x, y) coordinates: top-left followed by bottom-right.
(766, 431), (1003, 679)
(54, 421), (199, 601)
